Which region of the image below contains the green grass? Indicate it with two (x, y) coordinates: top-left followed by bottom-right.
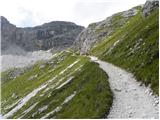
(91, 8), (159, 95)
(1, 51), (113, 119)
(1, 51), (78, 114)
(54, 62), (113, 119)
(80, 7), (140, 52)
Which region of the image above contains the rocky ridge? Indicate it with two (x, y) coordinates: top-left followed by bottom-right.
(1, 16), (84, 55)
(142, 0), (159, 17)
(74, 7), (139, 54)
(74, 0), (159, 54)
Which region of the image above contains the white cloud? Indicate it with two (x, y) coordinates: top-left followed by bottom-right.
(0, 0), (146, 27)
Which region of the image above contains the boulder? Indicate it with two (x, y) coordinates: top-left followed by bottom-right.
(142, 0), (159, 17)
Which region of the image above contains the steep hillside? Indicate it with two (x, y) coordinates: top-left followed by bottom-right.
(1, 0), (159, 119)
(1, 51), (113, 119)
(90, 1), (159, 94)
(74, 6), (140, 54)
(1, 16), (84, 54)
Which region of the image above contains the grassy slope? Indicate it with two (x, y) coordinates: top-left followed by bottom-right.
(91, 8), (159, 95)
(54, 62), (112, 119)
(84, 7), (139, 52)
(1, 51), (113, 119)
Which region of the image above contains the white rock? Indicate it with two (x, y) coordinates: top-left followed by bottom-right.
(39, 65), (45, 69)
(149, 92), (153, 96)
(11, 93), (18, 99)
(1, 50), (53, 72)
(31, 112), (37, 118)
(155, 100), (159, 105)
(38, 105), (48, 113)
(114, 88), (121, 92)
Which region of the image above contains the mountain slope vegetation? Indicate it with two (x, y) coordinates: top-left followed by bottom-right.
(1, 0), (159, 119)
(1, 51), (113, 119)
(90, 6), (159, 94)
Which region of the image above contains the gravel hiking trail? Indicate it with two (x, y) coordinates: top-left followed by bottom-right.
(90, 56), (159, 119)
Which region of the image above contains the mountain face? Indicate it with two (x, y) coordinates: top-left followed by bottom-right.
(74, 7), (139, 54)
(74, 0), (159, 55)
(1, 17), (84, 54)
(142, 0), (159, 17)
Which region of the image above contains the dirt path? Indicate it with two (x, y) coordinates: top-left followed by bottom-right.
(90, 56), (159, 119)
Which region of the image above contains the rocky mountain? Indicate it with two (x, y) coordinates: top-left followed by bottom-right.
(1, 16), (84, 55)
(1, 0), (159, 119)
(88, 0), (159, 94)
(74, 0), (159, 55)
(74, 7), (139, 54)
(142, 0), (159, 17)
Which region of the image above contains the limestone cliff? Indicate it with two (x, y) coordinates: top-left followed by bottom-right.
(1, 16), (84, 54)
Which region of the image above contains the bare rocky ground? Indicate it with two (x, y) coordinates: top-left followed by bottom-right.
(1, 50), (53, 72)
(90, 56), (159, 119)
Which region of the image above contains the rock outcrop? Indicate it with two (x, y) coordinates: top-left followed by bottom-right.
(1, 17), (17, 54)
(1, 16), (84, 55)
(74, 7), (140, 54)
(142, 0), (159, 17)
(74, 0), (159, 54)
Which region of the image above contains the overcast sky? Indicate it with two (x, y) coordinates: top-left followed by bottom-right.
(0, 0), (146, 27)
